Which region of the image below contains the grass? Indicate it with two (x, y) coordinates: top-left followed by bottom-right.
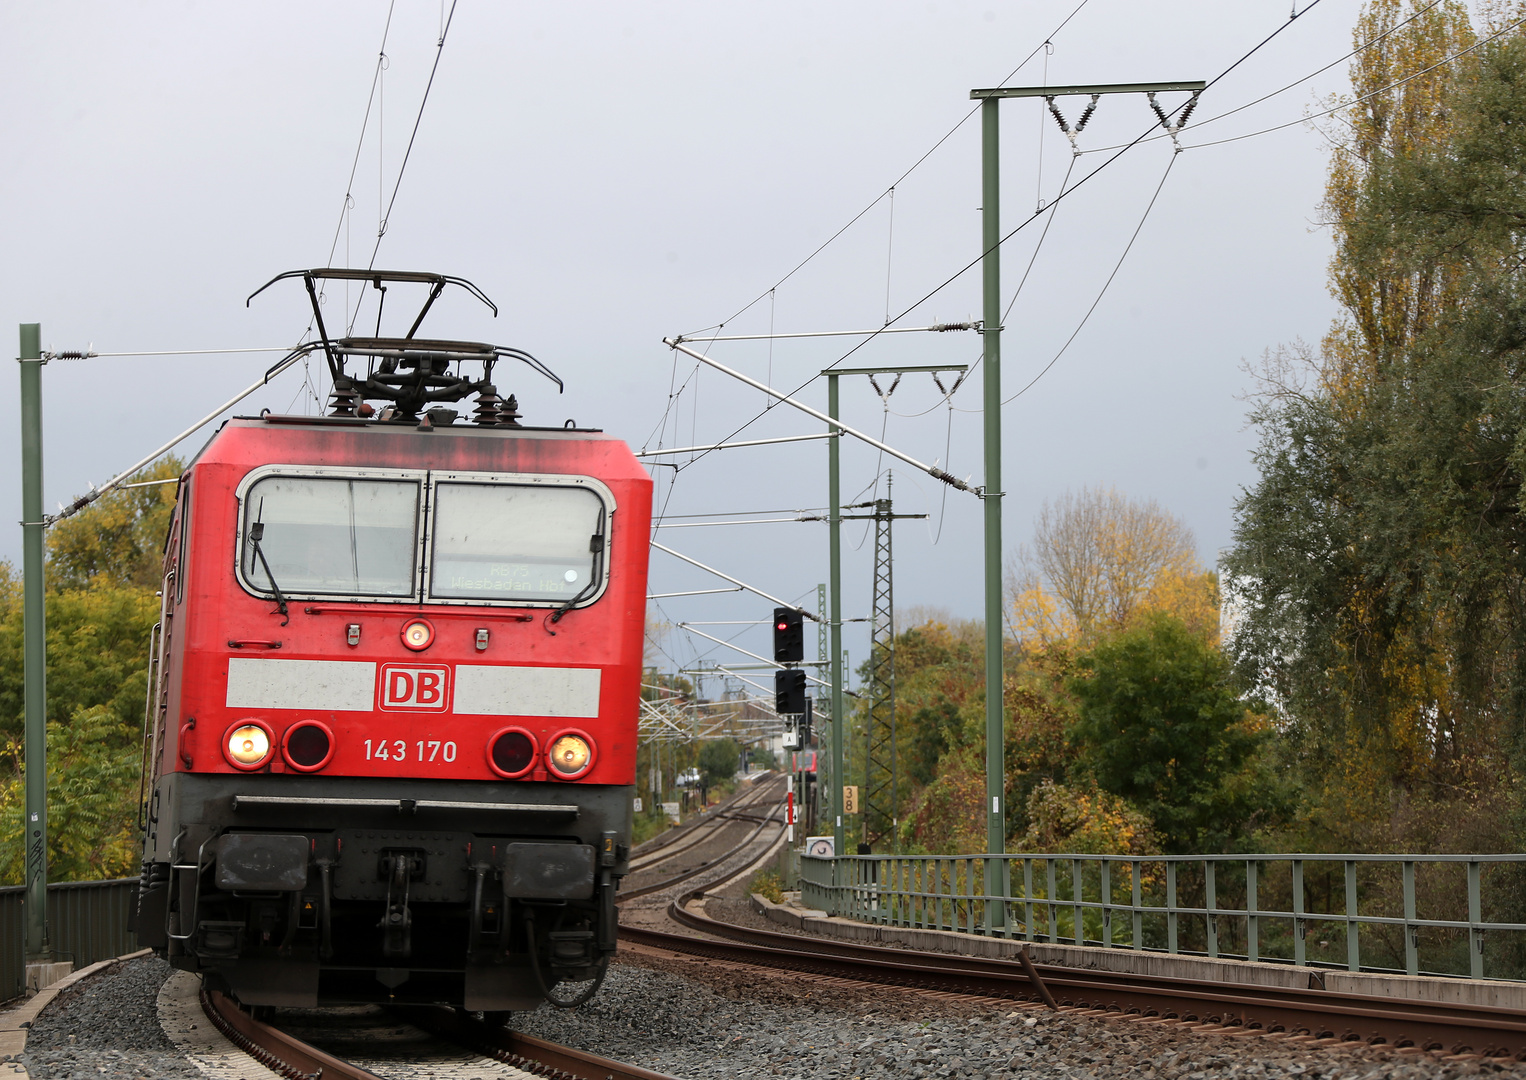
(750, 869), (786, 904)
(632, 812), (673, 847)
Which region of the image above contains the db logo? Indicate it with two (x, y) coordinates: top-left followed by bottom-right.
(378, 664), (451, 711)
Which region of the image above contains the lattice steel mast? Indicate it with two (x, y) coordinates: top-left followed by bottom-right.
(847, 473), (924, 852)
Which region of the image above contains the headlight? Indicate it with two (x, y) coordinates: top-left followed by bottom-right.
(225, 722), (272, 769)
(547, 731), (594, 778)
(401, 619), (435, 651)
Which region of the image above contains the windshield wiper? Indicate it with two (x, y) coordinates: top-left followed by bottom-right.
(547, 526), (605, 628)
(548, 578), (597, 626)
(248, 520), (291, 626)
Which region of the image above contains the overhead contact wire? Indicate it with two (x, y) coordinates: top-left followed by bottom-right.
(674, 0), (1325, 474)
(366, 0), (461, 270)
(686, 0), (1094, 337)
(1183, 16), (1526, 151)
(1003, 151), (1177, 405)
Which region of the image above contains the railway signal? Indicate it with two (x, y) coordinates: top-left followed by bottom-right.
(781, 697), (812, 749)
(773, 607), (804, 663)
(775, 669), (807, 715)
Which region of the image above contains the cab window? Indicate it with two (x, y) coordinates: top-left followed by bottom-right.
(429, 482), (605, 603)
(241, 476), (419, 597)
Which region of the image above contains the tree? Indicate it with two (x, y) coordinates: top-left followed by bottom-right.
(46, 458), (181, 591)
(1068, 614), (1274, 853)
(0, 705), (142, 883)
(1018, 779), (1158, 857)
(1225, 10), (1526, 849)
(0, 567), (159, 748)
(1318, 0), (1474, 408)
(697, 738), (741, 793)
(1009, 487), (1217, 645)
(0, 457), (175, 883)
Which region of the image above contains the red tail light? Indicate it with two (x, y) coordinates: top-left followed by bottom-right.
(487, 727), (537, 779)
(282, 721), (335, 772)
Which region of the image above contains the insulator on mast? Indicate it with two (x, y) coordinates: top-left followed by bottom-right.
(1074, 94), (1100, 133)
(1176, 92), (1200, 129)
(1044, 96), (1071, 134)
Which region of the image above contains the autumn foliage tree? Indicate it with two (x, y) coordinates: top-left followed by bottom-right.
(1008, 487), (1218, 645)
(0, 461), (180, 883)
(896, 488), (1244, 855)
(1226, 3), (1526, 850)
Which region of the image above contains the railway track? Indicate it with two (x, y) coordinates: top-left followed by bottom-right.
(622, 894), (1526, 1064)
(199, 983), (678, 1080)
(188, 778), (786, 1080)
(621, 775), (786, 901)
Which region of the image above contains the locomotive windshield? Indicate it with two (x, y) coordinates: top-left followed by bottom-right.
(240, 476), (420, 597)
(429, 482), (605, 602)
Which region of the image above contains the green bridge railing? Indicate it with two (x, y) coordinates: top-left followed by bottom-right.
(0, 878), (139, 1002)
(800, 853), (1526, 982)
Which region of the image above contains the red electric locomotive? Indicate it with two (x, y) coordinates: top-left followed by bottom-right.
(130, 270), (651, 1014)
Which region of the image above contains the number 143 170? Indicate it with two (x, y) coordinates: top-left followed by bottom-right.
(363, 739), (458, 763)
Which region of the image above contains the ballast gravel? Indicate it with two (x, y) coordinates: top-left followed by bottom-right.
(10, 946), (1526, 1079)
(18, 955), (203, 1079)
(515, 952), (1526, 1080)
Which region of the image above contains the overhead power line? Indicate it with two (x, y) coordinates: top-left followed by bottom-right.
(668, 0), (1328, 477)
(366, 0), (460, 270)
(1183, 15), (1526, 151)
(687, 0), (1096, 338)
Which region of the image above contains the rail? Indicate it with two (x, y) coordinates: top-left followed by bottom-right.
(622, 898), (1526, 1060)
(0, 878), (139, 1002)
(800, 853), (1526, 982)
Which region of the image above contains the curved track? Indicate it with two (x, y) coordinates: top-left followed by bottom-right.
(622, 895), (1526, 1064)
(196, 775), (786, 1080)
(202, 977), (677, 1080)
(620, 774), (787, 903)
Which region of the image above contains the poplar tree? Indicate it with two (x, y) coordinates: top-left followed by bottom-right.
(1226, 4), (1526, 849)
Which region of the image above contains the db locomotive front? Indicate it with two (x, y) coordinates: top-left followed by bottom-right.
(129, 269), (651, 1012)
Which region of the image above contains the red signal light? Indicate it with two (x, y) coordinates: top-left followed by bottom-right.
(773, 607), (804, 663)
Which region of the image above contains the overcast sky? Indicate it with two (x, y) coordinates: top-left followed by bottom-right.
(1, 1), (1386, 690)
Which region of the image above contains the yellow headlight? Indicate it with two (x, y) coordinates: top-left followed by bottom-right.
(228, 724), (270, 766)
(402, 620), (434, 650)
(548, 734), (591, 775)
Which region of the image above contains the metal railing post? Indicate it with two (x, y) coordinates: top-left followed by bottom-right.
(968, 857), (978, 935)
(937, 858), (947, 932)
(1001, 856), (1013, 938)
(1023, 859), (1034, 943)
(1467, 860), (1483, 979)
(1131, 860), (1142, 951)
(1292, 859), (1305, 968)
(1246, 860), (1259, 963)
(1101, 860), (1112, 948)
(1167, 862), (1178, 954)
(1071, 858), (1083, 946)
(1345, 860), (1360, 972)
(1206, 861), (1218, 959)
(1046, 859), (1058, 944)
(1403, 860), (1418, 977)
